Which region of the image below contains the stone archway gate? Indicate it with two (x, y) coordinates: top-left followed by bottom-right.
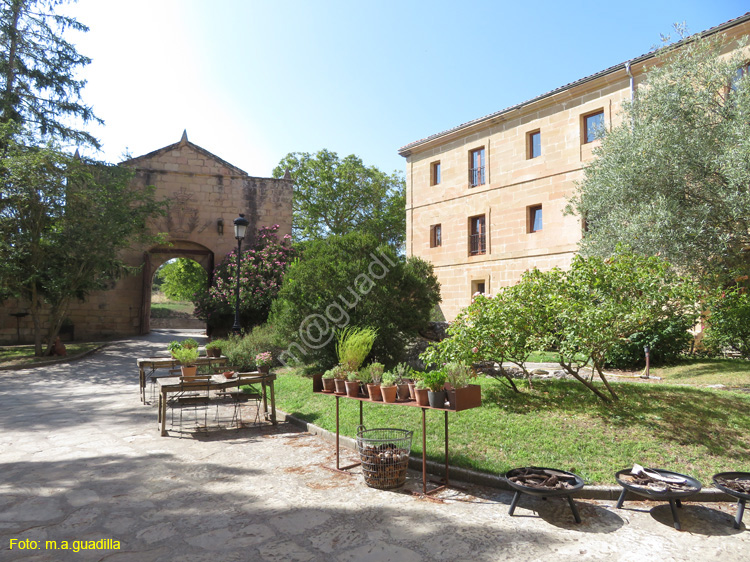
(0, 132), (292, 344)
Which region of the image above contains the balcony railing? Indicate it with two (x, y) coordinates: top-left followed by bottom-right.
(469, 166), (485, 187)
(469, 233), (486, 255)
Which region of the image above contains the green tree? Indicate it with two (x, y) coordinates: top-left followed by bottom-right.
(156, 258), (207, 302)
(568, 32), (750, 285)
(0, 134), (163, 355)
(272, 149), (405, 248)
(270, 231), (440, 368)
(0, 0), (101, 148)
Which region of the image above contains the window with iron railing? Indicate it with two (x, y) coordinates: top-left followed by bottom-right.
(469, 215), (486, 255)
(469, 147), (485, 187)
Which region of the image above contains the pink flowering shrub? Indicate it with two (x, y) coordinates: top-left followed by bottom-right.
(193, 225), (295, 331)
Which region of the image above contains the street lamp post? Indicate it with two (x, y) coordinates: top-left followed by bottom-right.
(231, 213), (249, 336)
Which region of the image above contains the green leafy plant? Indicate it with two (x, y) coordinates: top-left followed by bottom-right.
(322, 368), (336, 380)
(181, 338), (199, 350)
(335, 326), (377, 372)
(167, 340), (182, 354)
(172, 346), (199, 366)
(422, 370), (446, 392)
(444, 362), (473, 389)
(206, 340), (225, 351)
(391, 363), (413, 383)
(381, 371), (396, 387)
(365, 362), (384, 385)
(346, 370), (359, 382)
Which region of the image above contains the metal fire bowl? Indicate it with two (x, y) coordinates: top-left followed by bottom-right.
(615, 468), (702, 500)
(713, 472), (750, 501)
(505, 467), (585, 498)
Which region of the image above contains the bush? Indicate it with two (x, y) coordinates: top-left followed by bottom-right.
(193, 225), (295, 333)
(604, 317), (695, 369)
(270, 231), (441, 369)
(221, 324), (287, 371)
(703, 280), (750, 358)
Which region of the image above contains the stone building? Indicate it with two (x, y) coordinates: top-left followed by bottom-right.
(0, 132), (293, 344)
(399, 13), (750, 321)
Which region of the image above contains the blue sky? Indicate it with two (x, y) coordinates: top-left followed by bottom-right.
(68, 0), (747, 177)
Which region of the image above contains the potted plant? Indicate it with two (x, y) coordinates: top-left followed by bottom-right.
(255, 351), (273, 374)
(181, 338), (199, 350)
(329, 365), (348, 394)
(380, 371), (397, 403)
(205, 339), (225, 358)
(167, 340), (182, 358)
(393, 363), (413, 401)
(423, 370), (447, 408)
(343, 370), (360, 397)
(335, 326), (377, 373)
(222, 336), (255, 373)
(408, 371), (422, 400)
(413, 379), (430, 407)
(321, 368), (336, 393)
(363, 362), (384, 401)
(172, 346), (200, 380)
(444, 362), (482, 410)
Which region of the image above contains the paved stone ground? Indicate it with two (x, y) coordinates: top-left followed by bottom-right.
(0, 330), (748, 561)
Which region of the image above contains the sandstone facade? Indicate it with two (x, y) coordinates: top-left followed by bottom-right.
(399, 14), (750, 321)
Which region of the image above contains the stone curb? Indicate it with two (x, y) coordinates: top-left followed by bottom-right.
(278, 409), (735, 503)
(0, 344), (108, 371)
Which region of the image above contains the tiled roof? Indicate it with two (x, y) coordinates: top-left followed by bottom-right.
(398, 12), (750, 156)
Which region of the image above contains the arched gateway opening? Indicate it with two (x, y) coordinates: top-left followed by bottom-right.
(141, 241), (214, 334)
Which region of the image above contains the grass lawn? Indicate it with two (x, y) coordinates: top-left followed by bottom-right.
(0, 343), (101, 367)
(653, 358), (750, 388)
(150, 293), (195, 318)
(274, 368), (750, 486)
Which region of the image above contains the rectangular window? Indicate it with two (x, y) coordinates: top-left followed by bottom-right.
(469, 147), (485, 187)
(430, 224), (442, 248)
(430, 161), (441, 185)
(528, 205), (542, 233)
(527, 130), (541, 159)
(731, 63), (750, 91)
(583, 110), (605, 143)
(469, 215), (486, 255)
(472, 279), (486, 296)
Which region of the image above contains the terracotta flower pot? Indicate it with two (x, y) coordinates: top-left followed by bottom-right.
(447, 384), (482, 411)
(414, 388), (429, 406)
(322, 377), (336, 392)
(334, 379), (347, 394)
(345, 380), (360, 398)
(367, 383), (382, 401)
(381, 385), (397, 403)
(180, 365), (197, 380)
(408, 382), (416, 400)
(396, 383), (410, 401)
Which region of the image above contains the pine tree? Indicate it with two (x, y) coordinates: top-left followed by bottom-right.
(0, 0), (101, 148)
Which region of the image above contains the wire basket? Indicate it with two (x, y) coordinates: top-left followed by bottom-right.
(356, 426), (413, 490)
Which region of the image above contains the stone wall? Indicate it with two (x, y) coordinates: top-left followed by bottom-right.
(0, 133), (292, 345)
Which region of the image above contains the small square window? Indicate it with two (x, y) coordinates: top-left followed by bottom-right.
(469, 214), (486, 255)
(528, 205), (542, 233)
(430, 224), (442, 248)
(731, 63), (750, 91)
(430, 161), (441, 186)
(469, 147), (485, 187)
(583, 110), (605, 144)
(527, 130), (541, 159)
